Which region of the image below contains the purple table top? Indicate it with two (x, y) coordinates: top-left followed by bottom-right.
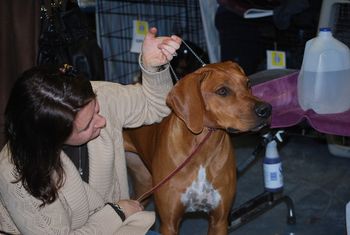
(252, 71), (350, 136)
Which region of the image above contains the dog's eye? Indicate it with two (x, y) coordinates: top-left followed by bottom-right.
(216, 87), (230, 97)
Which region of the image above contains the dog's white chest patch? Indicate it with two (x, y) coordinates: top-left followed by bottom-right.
(180, 165), (221, 213)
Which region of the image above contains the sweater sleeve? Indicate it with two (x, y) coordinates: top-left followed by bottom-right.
(91, 59), (173, 130)
(0, 147), (155, 235)
(0, 176), (154, 235)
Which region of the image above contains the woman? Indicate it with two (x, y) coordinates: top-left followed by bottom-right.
(0, 27), (181, 234)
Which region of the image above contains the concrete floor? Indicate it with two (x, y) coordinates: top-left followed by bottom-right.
(147, 127), (350, 235)
(229, 130), (349, 235)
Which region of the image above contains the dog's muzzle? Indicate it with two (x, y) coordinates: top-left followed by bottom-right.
(249, 101), (272, 131)
(226, 102), (272, 133)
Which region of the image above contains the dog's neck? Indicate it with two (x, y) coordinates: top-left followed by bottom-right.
(167, 113), (215, 137)
(164, 114), (230, 157)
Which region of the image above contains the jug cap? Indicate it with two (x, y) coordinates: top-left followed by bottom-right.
(319, 27), (331, 32)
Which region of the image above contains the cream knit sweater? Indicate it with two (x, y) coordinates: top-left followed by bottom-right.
(0, 62), (173, 235)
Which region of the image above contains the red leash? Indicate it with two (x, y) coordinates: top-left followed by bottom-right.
(137, 129), (214, 202)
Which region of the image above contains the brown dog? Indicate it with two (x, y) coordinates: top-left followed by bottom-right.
(123, 61), (271, 235)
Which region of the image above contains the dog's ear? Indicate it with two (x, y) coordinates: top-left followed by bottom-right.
(166, 71), (209, 134)
(229, 61), (246, 75)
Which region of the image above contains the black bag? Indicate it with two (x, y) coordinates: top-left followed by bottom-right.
(37, 0), (104, 81)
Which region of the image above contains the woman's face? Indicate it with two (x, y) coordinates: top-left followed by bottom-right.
(65, 99), (106, 146)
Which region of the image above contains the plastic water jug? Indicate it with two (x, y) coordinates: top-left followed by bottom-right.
(297, 27), (350, 114)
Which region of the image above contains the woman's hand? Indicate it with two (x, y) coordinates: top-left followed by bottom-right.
(116, 199), (144, 219)
(141, 27), (182, 72)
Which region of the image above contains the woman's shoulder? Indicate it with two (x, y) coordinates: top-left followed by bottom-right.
(0, 144), (12, 169)
(0, 145), (17, 188)
(90, 81), (123, 90)
(90, 81), (139, 101)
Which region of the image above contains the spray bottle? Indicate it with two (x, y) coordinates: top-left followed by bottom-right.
(263, 131), (284, 192)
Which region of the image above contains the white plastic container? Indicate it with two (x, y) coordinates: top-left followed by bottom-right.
(297, 27), (350, 114)
(263, 140), (283, 192)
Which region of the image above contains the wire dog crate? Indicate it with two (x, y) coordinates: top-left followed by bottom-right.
(318, 0), (350, 47)
(96, 0), (206, 84)
(333, 3), (350, 47)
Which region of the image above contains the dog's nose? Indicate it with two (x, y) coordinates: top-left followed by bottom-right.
(254, 102), (272, 118)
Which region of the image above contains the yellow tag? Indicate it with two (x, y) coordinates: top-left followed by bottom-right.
(266, 50), (286, 69)
(130, 20), (149, 53)
(136, 20), (148, 36)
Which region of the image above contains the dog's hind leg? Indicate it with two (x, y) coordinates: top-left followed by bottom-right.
(125, 152), (152, 205)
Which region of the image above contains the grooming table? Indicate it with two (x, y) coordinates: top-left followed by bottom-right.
(229, 70), (350, 230)
(252, 71), (350, 136)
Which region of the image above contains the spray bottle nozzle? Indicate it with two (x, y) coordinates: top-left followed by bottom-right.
(262, 130), (285, 146)
(274, 130), (285, 143)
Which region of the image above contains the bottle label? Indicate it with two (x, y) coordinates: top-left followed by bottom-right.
(263, 162), (283, 189)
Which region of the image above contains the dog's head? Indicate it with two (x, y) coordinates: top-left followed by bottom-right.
(166, 61), (272, 134)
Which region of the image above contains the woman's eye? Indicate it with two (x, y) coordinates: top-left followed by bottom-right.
(216, 87), (230, 97)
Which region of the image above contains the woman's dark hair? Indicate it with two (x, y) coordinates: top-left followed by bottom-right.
(4, 64), (96, 205)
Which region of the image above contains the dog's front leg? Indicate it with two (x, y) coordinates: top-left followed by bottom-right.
(207, 206), (230, 235)
(159, 220), (181, 235)
(155, 191), (185, 235)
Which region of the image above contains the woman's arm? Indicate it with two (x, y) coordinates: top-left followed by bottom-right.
(91, 27), (181, 129)
(0, 149), (154, 234)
